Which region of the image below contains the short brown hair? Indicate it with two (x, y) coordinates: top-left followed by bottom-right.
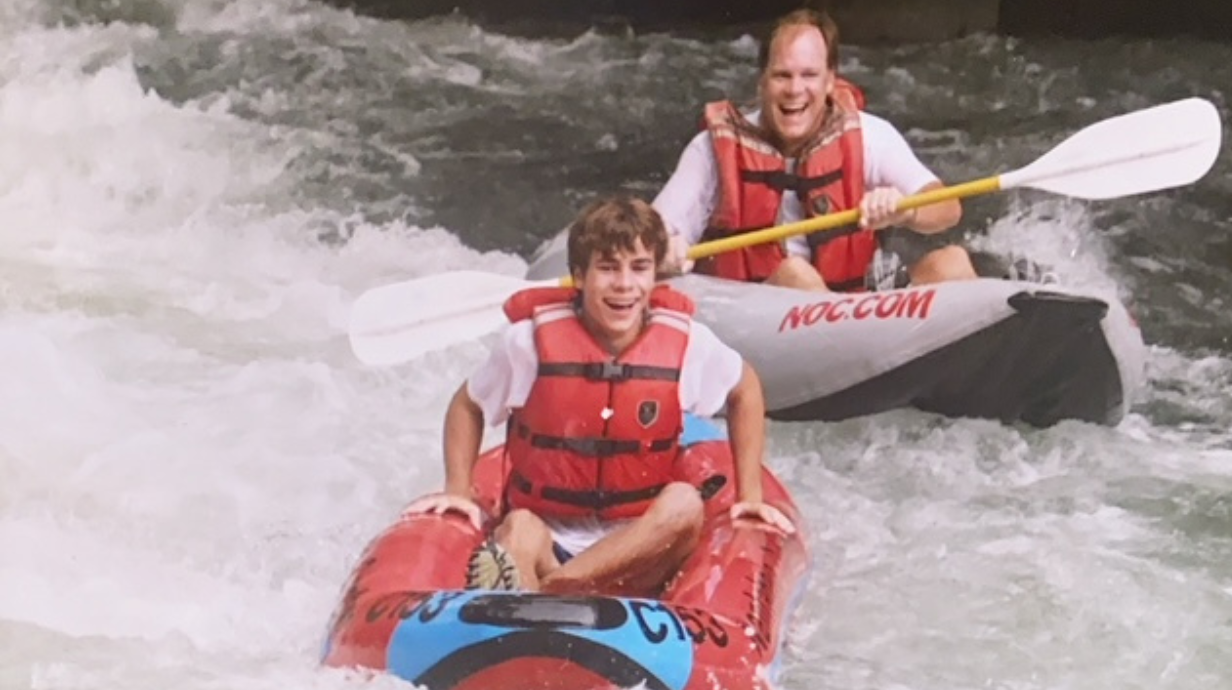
(566, 195), (668, 277)
(758, 9), (840, 72)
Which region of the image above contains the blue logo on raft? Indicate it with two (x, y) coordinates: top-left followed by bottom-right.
(387, 591), (694, 690)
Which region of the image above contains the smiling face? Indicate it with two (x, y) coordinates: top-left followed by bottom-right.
(758, 24), (834, 156)
(565, 196), (667, 353)
(573, 239), (657, 353)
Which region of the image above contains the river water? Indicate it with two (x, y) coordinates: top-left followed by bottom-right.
(3, 1), (1232, 689)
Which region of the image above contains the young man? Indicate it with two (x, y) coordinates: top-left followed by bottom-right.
(406, 195), (793, 597)
(655, 8), (977, 292)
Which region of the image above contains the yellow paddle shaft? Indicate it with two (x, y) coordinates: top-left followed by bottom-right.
(687, 175), (1003, 260)
(558, 175), (1003, 286)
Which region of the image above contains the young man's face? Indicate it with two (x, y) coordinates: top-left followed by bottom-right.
(573, 238), (658, 352)
(759, 24), (834, 156)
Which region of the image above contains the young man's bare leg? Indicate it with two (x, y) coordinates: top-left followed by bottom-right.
(539, 483), (704, 597)
(492, 509), (561, 591)
(767, 256), (830, 291)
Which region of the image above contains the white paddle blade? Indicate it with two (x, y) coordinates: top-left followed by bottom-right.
(348, 271), (553, 366)
(1001, 98), (1222, 200)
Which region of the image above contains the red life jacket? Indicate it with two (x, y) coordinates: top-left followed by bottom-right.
(697, 78), (875, 291)
(500, 285), (694, 520)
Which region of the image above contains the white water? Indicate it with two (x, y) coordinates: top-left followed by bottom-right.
(5, 2), (1232, 690)
(0, 21), (518, 687)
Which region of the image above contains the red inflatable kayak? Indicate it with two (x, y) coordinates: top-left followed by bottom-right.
(321, 417), (810, 690)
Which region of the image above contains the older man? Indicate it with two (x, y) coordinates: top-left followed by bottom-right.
(655, 9), (977, 291)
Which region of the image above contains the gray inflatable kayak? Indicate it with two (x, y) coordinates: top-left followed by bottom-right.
(526, 239), (1145, 428)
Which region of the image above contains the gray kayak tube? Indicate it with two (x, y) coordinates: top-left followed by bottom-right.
(525, 234), (1146, 428)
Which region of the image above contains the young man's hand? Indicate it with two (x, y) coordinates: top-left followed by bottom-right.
(403, 492), (486, 530)
(731, 501), (796, 534)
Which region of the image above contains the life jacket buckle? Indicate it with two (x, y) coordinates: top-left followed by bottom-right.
(584, 362), (630, 381)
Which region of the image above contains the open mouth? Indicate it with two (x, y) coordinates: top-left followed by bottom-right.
(779, 103), (809, 120)
(603, 299), (637, 314)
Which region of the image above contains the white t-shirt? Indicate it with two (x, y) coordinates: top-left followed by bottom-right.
(467, 319), (744, 426)
(653, 110), (939, 258)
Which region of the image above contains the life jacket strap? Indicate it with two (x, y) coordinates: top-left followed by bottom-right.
(537, 362), (681, 382)
(740, 167), (843, 196)
(509, 470), (668, 510)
